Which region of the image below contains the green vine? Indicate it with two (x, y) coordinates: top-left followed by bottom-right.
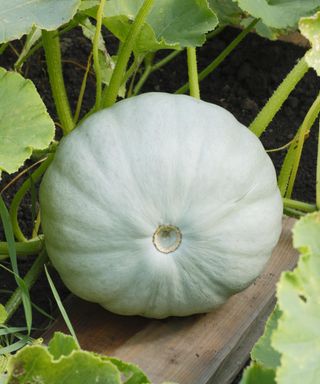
(102, 0), (155, 107)
(9, 155), (54, 242)
(187, 47), (200, 99)
(0, 236), (44, 260)
(283, 198), (316, 213)
(42, 30), (74, 135)
(92, 0), (107, 111)
(278, 93), (320, 198)
(250, 57), (309, 137)
(176, 19), (257, 95)
(5, 250), (48, 323)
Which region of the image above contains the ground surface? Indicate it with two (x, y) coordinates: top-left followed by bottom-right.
(0, 26), (319, 381)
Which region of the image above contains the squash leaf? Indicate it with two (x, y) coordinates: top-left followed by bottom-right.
(5, 332), (156, 383)
(6, 347), (121, 384)
(251, 307), (281, 370)
(79, 0), (99, 11)
(242, 212), (320, 384)
(299, 11), (320, 76)
(240, 363), (276, 384)
(0, 68), (55, 179)
(47, 332), (79, 360)
(235, 0), (320, 29)
(0, 0), (81, 44)
(85, 0), (218, 52)
(208, 0), (244, 26)
(272, 212), (320, 384)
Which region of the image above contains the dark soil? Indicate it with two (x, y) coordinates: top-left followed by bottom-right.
(0, 26), (319, 381)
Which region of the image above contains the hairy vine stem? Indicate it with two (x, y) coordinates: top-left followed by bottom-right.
(187, 47), (200, 99)
(0, 236), (44, 260)
(9, 155), (54, 242)
(42, 30), (74, 135)
(278, 93), (320, 198)
(102, 0), (155, 107)
(176, 19), (258, 95)
(250, 57), (309, 137)
(93, 0), (106, 110)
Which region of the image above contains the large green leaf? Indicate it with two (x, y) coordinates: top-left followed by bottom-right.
(240, 363), (276, 384)
(79, 0), (99, 11)
(5, 332), (155, 384)
(0, 68), (55, 179)
(272, 212), (320, 383)
(208, 0), (244, 26)
(86, 0), (218, 52)
(235, 0), (320, 29)
(0, 0), (80, 43)
(6, 347), (121, 384)
(299, 12), (320, 76)
(47, 332), (79, 360)
(242, 213), (320, 384)
(251, 307), (281, 370)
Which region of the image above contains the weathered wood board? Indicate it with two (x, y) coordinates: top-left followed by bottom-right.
(43, 216), (298, 384)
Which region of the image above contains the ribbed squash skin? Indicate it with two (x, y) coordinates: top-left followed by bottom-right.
(40, 93), (282, 318)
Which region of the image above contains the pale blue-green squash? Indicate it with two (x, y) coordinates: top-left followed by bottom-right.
(40, 93), (282, 319)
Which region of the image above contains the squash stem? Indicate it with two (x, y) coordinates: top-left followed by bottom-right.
(187, 47), (200, 99)
(132, 53), (154, 96)
(278, 93), (320, 198)
(0, 236), (44, 260)
(9, 155), (54, 242)
(42, 30), (74, 135)
(250, 57), (309, 137)
(283, 198), (317, 213)
(102, 0), (155, 107)
(5, 250), (48, 323)
(176, 19), (258, 95)
(92, 0), (106, 111)
(74, 52), (92, 124)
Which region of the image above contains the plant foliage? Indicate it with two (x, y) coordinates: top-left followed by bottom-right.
(4, 332), (171, 384)
(235, 0), (320, 29)
(0, 68), (55, 179)
(300, 11), (320, 75)
(241, 212), (320, 383)
(0, 0), (81, 44)
(84, 0), (218, 52)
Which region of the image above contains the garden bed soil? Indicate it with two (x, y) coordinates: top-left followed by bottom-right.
(0, 26), (319, 381)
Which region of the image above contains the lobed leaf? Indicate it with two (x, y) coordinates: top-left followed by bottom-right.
(0, 68), (55, 179)
(240, 363), (276, 384)
(5, 332), (154, 384)
(6, 346), (121, 384)
(251, 307), (281, 370)
(235, 0), (320, 29)
(85, 0), (218, 52)
(242, 213), (320, 383)
(0, 0), (81, 44)
(271, 212), (320, 383)
(208, 0), (244, 26)
(299, 11), (320, 76)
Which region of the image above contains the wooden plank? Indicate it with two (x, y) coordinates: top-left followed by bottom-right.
(43, 216), (298, 384)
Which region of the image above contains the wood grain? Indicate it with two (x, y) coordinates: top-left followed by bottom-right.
(43, 216), (298, 384)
